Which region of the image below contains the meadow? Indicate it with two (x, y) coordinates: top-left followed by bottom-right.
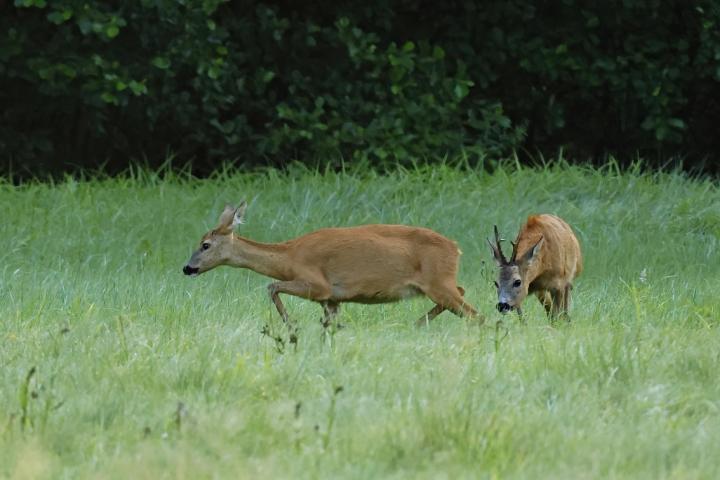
(0, 162), (718, 479)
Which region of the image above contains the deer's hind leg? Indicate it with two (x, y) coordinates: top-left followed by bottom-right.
(417, 283), (480, 326)
(559, 284), (573, 321)
(564, 284), (573, 311)
(416, 286), (470, 325)
(549, 286), (571, 321)
(417, 304), (446, 326)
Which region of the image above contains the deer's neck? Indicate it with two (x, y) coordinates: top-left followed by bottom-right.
(516, 237), (545, 284)
(524, 258), (543, 285)
(229, 235), (292, 281)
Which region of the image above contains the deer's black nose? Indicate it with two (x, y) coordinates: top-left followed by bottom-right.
(497, 302), (511, 313)
(183, 265), (199, 275)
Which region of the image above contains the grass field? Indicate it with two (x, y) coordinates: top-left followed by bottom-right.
(1, 163), (718, 479)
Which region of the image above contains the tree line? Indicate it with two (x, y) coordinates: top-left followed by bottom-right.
(2, 0), (719, 176)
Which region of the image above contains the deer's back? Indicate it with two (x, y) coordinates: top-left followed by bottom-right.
(519, 214), (582, 284)
(284, 224), (461, 300)
(287, 224), (458, 264)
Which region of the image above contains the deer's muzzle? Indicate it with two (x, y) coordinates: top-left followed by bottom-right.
(183, 265), (199, 276)
(497, 302), (511, 314)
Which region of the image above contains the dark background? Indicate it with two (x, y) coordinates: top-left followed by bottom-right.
(2, 0), (720, 178)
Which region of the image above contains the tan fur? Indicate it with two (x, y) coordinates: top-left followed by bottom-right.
(185, 204), (480, 328)
(492, 214), (582, 319)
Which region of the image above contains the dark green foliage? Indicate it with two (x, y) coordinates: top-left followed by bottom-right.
(1, 0), (719, 176)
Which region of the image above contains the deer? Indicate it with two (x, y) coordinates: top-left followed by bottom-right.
(488, 214), (582, 320)
(183, 201), (480, 337)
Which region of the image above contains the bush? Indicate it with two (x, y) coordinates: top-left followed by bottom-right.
(1, 0), (719, 176)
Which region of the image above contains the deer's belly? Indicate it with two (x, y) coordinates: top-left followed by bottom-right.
(331, 284), (422, 304)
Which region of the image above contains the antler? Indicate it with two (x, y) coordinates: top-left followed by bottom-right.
(493, 225), (508, 264)
(510, 237), (519, 262)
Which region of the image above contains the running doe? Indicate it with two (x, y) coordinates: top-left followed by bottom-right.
(184, 202), (480, 333)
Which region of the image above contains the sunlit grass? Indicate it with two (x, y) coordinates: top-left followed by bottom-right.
(0, 161), (718, 478)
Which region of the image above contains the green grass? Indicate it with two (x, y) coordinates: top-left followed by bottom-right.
(1, 162), (718, 479)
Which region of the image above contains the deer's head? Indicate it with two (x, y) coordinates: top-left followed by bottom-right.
(183, 202), (246, 276)
(488, 225), (543, 314)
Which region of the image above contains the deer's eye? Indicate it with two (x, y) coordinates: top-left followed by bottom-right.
(513, 279), (522, 288)
(201, 242), (211, 251)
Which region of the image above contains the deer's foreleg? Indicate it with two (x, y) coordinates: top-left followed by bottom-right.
(268, 283), (289, 324)
(321, 301), (340, 328)
(267, 280), (332, 324)
(536, 290), (553, 316)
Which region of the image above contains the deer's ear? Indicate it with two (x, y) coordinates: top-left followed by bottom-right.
(521, 236), (544, 265)
(217, 204), (236, 231)
(232, 201), (247, 228)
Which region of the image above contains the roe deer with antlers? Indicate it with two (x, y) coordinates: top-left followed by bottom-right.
(489, 214), (582, 320)
(183, 202), (480, 331)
